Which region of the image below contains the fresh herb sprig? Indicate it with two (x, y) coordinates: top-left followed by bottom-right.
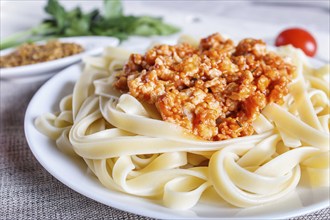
(0, 0), (180, 50)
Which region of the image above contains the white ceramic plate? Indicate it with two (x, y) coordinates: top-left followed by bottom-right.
(24, 61), (329, 219)
(0, 36), (119, 79)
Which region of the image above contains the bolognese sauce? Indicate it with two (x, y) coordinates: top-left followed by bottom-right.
(115, 33), (294, 141)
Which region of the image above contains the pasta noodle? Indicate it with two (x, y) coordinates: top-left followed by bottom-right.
(35, 36), (329, 210)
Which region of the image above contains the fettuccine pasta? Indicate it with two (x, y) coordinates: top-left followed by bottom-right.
(35, 34), (329, 210)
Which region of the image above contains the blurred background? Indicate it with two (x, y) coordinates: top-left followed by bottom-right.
(1, 0), (329, 61)
(146, 1), (330, 33)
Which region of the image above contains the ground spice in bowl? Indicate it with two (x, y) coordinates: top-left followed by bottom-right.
(0, 40), (84, 68)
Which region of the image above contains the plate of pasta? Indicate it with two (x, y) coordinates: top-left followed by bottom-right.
(24, 33), (329, 219)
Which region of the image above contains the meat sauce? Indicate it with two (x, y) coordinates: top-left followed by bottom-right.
(115, 33), (294, 140)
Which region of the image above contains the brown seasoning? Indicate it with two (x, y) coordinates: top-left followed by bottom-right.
(0, 40), (84, 68)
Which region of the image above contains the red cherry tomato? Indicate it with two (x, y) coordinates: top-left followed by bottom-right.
(275, 28), (317, 57)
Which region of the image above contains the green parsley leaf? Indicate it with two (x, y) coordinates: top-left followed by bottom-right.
(44, 0), (67, 30)
(0, 0), (180, 50)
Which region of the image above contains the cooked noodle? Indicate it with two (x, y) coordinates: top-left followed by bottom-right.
(35, 36), (329, 210)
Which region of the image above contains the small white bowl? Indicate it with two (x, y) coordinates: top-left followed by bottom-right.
(0, 36), (119, 79)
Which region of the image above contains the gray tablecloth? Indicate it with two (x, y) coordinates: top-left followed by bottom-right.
(0, 76), (329, 219)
